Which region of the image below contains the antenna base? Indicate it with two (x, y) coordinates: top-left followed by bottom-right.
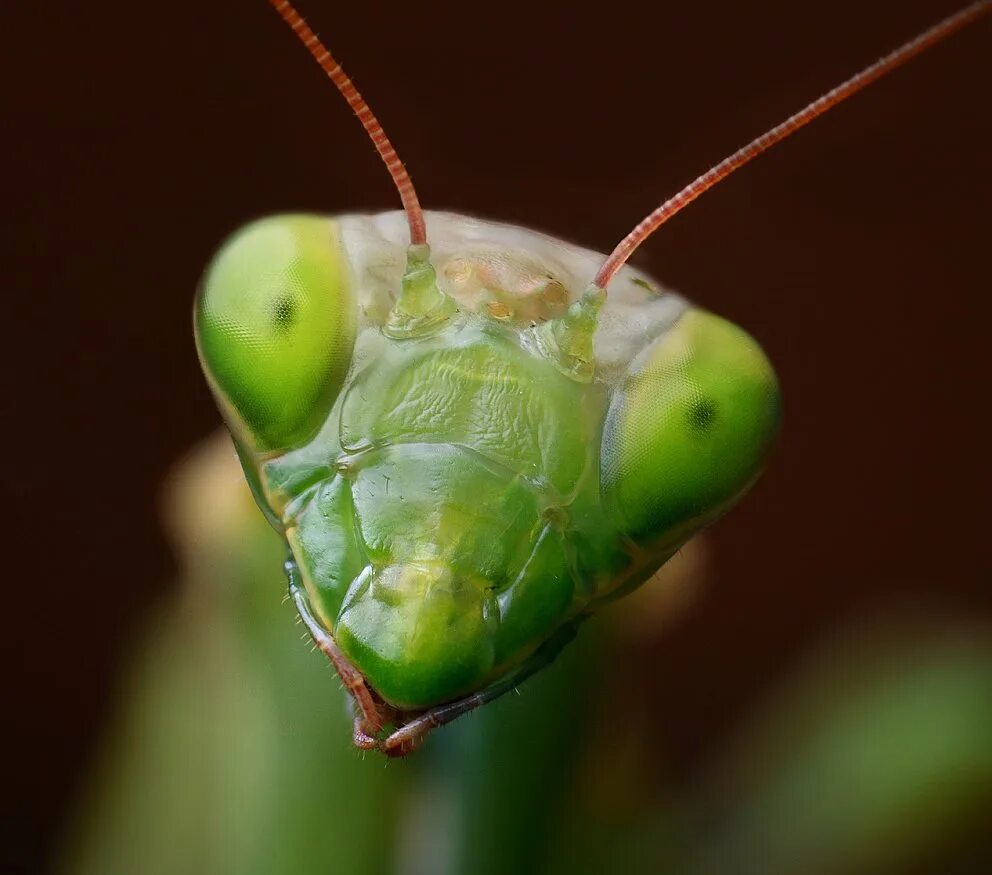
(530, 285), (605, 382)
(384, 245), (457, 339)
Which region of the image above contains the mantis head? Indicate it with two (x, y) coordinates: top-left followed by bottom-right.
(193, 0), (988, 751)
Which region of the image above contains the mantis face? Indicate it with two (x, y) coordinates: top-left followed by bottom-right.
(196, 212), (779, 719)
(195, 0), (986, 753)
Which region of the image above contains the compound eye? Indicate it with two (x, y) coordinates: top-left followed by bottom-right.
(195, 215), (356, 452)
(601, 310), (780, 548)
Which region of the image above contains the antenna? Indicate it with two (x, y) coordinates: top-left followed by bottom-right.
(592, 1), (990, 290)
(268, 0), (427, 245)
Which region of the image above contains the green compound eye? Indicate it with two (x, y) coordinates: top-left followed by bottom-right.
(195, 215), (356, 453)
(601, 309), (780, 548)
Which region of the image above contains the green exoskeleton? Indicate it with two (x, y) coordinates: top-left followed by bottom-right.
(195, 0), (990, 754)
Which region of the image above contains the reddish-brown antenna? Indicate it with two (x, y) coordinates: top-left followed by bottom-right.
(593, 1), (990, 290)
(268, 0), (427, 245)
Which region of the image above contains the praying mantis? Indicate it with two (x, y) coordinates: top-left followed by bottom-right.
(194, 0), (990, 755)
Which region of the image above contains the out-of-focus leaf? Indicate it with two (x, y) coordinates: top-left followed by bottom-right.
(628, 617), (992, 875)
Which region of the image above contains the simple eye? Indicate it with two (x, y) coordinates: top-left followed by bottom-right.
(195, 215), (356, 453)
(601, 310), (780, 547)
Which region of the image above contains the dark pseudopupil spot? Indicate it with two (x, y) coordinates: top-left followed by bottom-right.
(270, 294), (297, 331)
(687, 398), (716, 432)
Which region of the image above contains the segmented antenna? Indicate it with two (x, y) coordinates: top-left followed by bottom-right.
(268, 0), (427, 245)
(593, 1), (990, 290)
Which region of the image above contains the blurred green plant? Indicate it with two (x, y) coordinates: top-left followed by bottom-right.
(622, 621), (992, 875)
(56, 434), (992, 875)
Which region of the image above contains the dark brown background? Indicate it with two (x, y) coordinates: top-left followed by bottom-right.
(3, 1), (990, 871)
